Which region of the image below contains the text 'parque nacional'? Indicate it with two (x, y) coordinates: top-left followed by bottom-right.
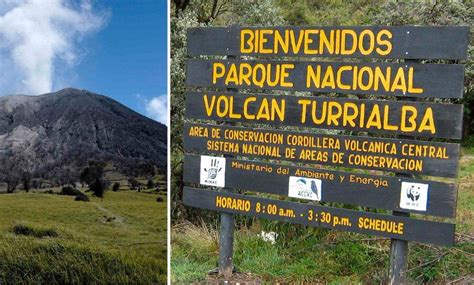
(186, 60), (465, 98)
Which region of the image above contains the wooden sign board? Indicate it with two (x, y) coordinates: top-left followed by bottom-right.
(185, 91), (464, 139)
(187, 26), (469, 60)
(184, 154), (457, 218)
(186, 59), (465, 98)
(183, 123), (460, 178)
(183, 25), (466, 256)
(183, 187), (456, 246)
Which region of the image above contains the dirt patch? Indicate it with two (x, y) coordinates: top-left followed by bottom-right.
(95, 204), (125, 224)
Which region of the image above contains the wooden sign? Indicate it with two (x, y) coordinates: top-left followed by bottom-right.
(187, 26), (469, 60)
(183, 123), (460, 178)
(184, 154), (457, 218)
(183, 187), (455, 246)
(186, 59), (464, 98)
(185, 91), (464, 139)
(183, 26), (467, 262)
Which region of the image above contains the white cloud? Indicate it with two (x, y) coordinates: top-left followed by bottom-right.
(145, 95), (168, 126)
(0, 0), (107, 95)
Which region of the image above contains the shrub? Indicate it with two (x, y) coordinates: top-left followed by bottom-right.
(75, 193), (89, 202)
(147, 179), (154, 189)
(156, 197), (164, 202)
(60, 186), (81, 196)
(90, 179), (107, 198)
(12, 224), (59, 238)
(128, 177), (140, 190)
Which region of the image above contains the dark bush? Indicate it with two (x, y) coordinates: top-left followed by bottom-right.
(90, 179), (107, 198)
(12, 224), (59, 238)
(147, 179), (154, 189)
(75, 193), (90, 202)
(128, 177), (140, 190)
(156, 197), (164, 202)
(112, 182), (120, 192)
(61, 186), (81, 196)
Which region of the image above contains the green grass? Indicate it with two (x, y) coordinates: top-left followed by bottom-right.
(171, 147), (474, 283)
(12, 223), (59, 238)
(457, 147), (474, 234)
(172, 224), (392, 283)
(0, 190), (167, 284)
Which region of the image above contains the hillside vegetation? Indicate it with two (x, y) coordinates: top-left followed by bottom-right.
(0, 189), (167, 283)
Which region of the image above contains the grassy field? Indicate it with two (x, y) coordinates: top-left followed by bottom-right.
(171, 147), (474, 283)
(0, 189), (167, 283)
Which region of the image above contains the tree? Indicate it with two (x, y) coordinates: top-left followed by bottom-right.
(21, 171), (31, 193)
(275, 0), (377, 26)
(172, 0), (231, 23)
(136, 162), (155, 177)
(112, 182), (120, 192)
(147, 178), (154, 189)
(6, 175), (20, 193)
(90, 179), (107, 199)
(80, 161), (108, 200)
(0, 150), (22, 193)
(57, 167), (76, 187)
(173, 0), (190, 15)
(128, 177), (140, 190)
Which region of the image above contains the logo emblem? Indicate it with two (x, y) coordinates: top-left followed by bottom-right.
(204, 158), (222, 179)
(400, 182), (428, 211)
(200, 156), (226, 187)
(288, 176), (322, 201)
(407, 184), (421, 201)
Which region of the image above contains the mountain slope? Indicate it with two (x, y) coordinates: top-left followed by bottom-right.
(0, 88), (167, 176)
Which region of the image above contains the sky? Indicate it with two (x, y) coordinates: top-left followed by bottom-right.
(0, 0), (168, 125)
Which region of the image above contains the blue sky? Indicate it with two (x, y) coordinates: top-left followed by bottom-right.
(0, 0), (168, 125)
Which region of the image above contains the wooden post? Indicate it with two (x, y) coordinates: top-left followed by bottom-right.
(389, 131), (416, 284)
(218, 200), (234, 278)
(389, 57), (419, 283)
(218, 52), (237, 278)
(389, 198), (410, 284)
